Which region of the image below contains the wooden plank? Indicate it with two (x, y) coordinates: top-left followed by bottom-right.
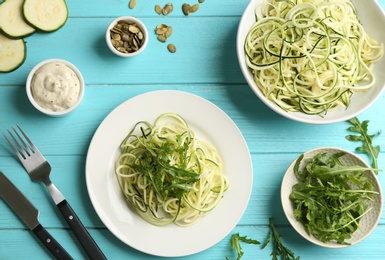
(1, 226), (385, 259)
(0, 86), (384, 156)
(0, 16), (245, 86)
(1, 151), (384, 227)
(66, 0), (251, 17)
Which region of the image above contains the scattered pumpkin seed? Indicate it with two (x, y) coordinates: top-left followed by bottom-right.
(155, 23), (173, 43)
(155, 24), (168, 35)
(110, 20), (145, 54)
(162, 3), (173, 16)
(155, 4), (162, 15)
(167, 44), (176, 53)
(165, 26), (173, 38)
(182, 3), (191, 16)
(150, 2), (206, 53)
(182, 3), (200, 15)
(129, 0), (136, 9)
(190, 4), (200, 13)
(157, 35), (167, 43)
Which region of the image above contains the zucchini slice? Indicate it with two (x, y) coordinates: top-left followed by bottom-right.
(0, 0), (36, 38)
(0, 33), (26, 73)
(23, 0), (68, 32)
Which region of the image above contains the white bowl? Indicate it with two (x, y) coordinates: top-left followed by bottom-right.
(237, 0), (385, 124)
(106, 16), (148, 58)
(26, 59), (85, 116)
(281, 147), (383, 248)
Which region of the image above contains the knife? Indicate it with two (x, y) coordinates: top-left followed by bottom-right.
(0, 171), (73, 260)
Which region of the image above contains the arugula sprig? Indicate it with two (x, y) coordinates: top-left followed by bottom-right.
(264, 218), (300, 260)
(346, 117), (381, 171)
(227, 218), (299, 260)
(228, 233), (260, 260)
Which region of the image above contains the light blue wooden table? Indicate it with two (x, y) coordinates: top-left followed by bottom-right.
(1, 0), (385, 259)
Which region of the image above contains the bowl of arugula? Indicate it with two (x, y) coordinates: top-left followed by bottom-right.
(281, 147), (382, 248)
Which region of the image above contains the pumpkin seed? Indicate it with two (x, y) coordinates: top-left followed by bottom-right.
(198, 0), (204, 3)
(111, 39), (120, 48)
(157, 35), (167, 43)
(111, 27), (121, 34)
(111, 33), (121, 41)
(156, 27), (167, 35)
(182, 3), (191, 16)
(129, 25), (140, 34)
(167, 44), (176, 53)
(129, 0), (136, 9)
(133, 38), (139, 48)
(190, 4), (199, 13)
(121, 33), (130, 42)
(117, 46), (127, 53)
(165, 26), (173, 38)
(155, 24), (168, 35)
(162, 3), (173, 16)
(155, 4), (162, 15)
(137, 31), (143, 40)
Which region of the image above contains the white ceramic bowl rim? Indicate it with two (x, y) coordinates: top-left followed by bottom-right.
(281, 147), (383, 248)
(26, 58), (85, 116)
(237, 0), (385, 124)
(106, 16), (149, 57)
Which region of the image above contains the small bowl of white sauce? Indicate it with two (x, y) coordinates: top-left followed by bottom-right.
(26, 59), (85, 116)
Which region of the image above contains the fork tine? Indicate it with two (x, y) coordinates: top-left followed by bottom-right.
(13, 127), (33, 155)
(15, 124), (40, 154)
(3, 133), (26, 161)
(3, 125), (40, 161)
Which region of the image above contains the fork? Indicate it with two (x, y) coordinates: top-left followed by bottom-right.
(4, 125), (106, 260)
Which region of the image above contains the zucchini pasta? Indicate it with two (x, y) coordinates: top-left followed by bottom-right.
(244, 0), (383, 115)
(115, 113), (229, 226)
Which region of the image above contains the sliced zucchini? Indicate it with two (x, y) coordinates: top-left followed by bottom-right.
(23, 0), (68, 32)
(0, 33), (26, 73)
(0, 0), (36, 38)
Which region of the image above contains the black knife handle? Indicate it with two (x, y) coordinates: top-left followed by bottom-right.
(57, 200), (106, 260)
(32, 224), (73, 260)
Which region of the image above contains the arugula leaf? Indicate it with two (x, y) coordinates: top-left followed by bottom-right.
(266, 218), (300, 260)
(228, 233), (260, 260)
(346, 117), (381, 171)
(228, 219), (300, 259)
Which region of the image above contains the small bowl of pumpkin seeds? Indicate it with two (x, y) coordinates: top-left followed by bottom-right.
(106, 16), (148, 57)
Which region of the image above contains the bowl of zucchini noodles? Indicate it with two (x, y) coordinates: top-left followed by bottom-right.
(237, 0), (385, 124)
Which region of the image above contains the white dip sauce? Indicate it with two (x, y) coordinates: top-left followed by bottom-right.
(31, 62), (81, 112)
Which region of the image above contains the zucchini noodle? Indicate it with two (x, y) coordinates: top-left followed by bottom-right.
(115, 113), (229, 226)
(244, 0), (383, 115)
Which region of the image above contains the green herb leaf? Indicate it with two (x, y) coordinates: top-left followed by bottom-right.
(267, 218), (300, 260)
(346, 117), (381, 171)
(229, 233), (260, 260)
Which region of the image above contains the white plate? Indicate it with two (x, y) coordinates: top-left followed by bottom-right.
(237, 0), (385, 124)
(85, 90), (253, 257)
(281, 147), (383, 248)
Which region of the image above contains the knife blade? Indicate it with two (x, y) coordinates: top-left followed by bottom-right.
(0, 171), (73, 260)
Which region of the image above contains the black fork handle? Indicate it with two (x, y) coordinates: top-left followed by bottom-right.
(57, 200), (106, 260)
